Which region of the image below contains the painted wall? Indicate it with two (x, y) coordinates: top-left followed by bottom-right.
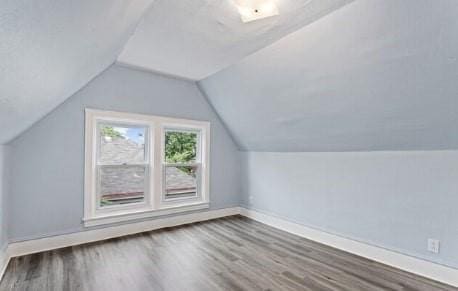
(0, 146), (9, 249)
(7, 64), (241, 242)
(241, 151), (458, 268)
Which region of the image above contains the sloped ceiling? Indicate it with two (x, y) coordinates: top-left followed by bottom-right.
(117, 0), (353, 80)
(200, 0), (458, 151)
(3, 0), (456, 152)
(0, 0), (155, 144)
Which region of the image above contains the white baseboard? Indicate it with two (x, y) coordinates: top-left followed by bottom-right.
(239, 207), (458, 287)
(7, 207), (240, 259)
(2, 206), (457, 288)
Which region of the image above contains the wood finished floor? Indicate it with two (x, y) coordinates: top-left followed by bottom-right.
(1, 216), (456, 291)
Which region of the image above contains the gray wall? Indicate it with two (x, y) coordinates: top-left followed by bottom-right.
(0, 145), (10, 249)
(241, 151), (458, 268)
(7, 64), (241, 242)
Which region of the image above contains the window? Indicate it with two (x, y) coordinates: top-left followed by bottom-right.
(97, 123), (149, 207)
(163, 129), (200, 200)
(84, 109), (210, 227)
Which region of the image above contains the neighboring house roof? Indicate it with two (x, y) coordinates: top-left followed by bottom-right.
(100, 137), (196, 201)
(100, 137), (145, 165)
(164, 167), (197, 194)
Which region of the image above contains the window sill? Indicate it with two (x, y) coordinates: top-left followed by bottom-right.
(83, 202), (210, 227)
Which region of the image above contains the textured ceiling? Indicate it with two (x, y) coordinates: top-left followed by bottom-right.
(3, 0), (456, 152)
(117, 0), (353, 80)
(200, 0), (458, 151)
(0, 0), (155, 144)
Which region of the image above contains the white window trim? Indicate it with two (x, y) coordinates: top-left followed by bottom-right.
(84, 109), (210, 227)
(95, 121), (152, 215)
(160, 125), (207, 206)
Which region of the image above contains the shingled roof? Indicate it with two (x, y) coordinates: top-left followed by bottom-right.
(99, 137), (196, 205)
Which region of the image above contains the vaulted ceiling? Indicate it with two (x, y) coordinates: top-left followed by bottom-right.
(1, 0), (457, 152)
(0, 0), (155, 144)
(0, 0), (352, 144)
(200, 0), (458, 151)
(117, 0), (352, 80)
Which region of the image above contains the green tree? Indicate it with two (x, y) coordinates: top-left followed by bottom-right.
(101, 126), (124, 139)
(165, 132), (197, 163)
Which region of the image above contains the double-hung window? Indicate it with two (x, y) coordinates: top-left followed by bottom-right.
(97, 122), (150, 209)
(163, 128), (201, 201)
(84, 109), (210, 227)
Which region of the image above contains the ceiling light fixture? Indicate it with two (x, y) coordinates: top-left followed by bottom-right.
(234, 0), (279, 23)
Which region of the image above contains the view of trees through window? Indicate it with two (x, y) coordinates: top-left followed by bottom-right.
(101, 126), (124, 139)
(87, 110), (209, 219)
(165, 131), (198, 163)
(164, 131), (199, 199)
(100, 126), (199, 164)
(98, 126), (200, 203)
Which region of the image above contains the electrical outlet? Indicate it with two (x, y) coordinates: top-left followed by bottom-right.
(427, 239), (440, 254)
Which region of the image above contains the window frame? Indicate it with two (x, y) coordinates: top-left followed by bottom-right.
(84, 109), (210, 227)
(95, 121), (151, 212)
(161, 126), (204, 206)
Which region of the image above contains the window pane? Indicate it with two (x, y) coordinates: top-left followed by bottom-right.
(165, 165), (198, 199)
(99, 124), (146, 164)
(99, 165), (146, 207)
(165, 131), (198, 163)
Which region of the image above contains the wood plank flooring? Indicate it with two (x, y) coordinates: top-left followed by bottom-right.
(1, 215), (456, 291)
